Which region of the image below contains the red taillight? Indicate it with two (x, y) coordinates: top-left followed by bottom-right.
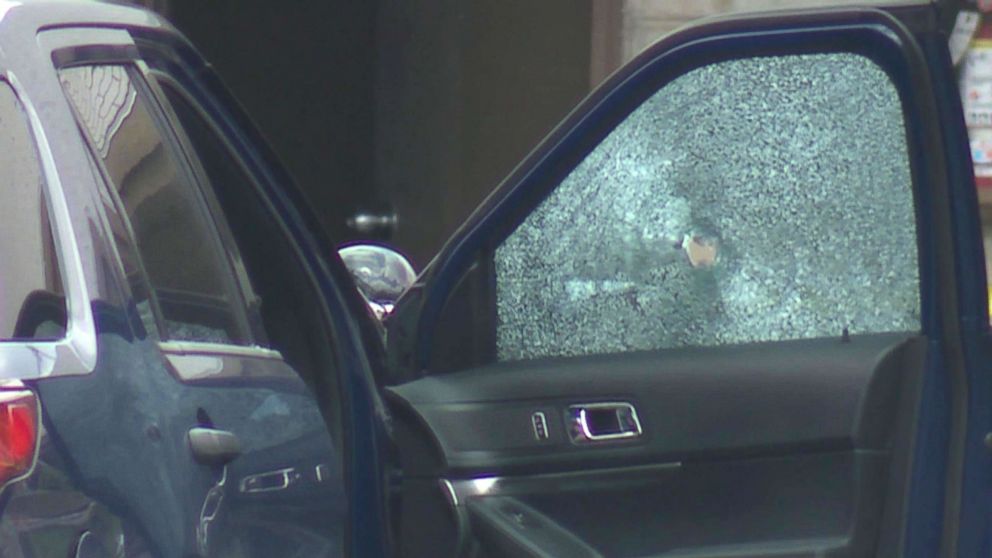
(0, 390), (38, 487)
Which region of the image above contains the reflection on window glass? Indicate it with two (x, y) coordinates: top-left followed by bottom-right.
(156, 81), (272, 347)
(0, 82), (66, 340)
(60, 65), (244, 345)
(495, 53), (919, 361)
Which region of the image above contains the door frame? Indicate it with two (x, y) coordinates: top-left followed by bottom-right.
(389, 6), (973, 556)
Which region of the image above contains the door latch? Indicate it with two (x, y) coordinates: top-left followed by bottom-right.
(567, 402), (642, 443)
(240, 467), (300, 494)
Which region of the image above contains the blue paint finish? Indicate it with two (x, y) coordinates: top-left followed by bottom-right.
(894, 30), (962, 558)
(956, 334), (992, 557)
(187, 90), (392, 558)
(131, 31), (392, 557)
(921, 31), (992, 557)
(903, 344), (951, 558)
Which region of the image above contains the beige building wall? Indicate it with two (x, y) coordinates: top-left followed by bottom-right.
(593, 0), (860, 86)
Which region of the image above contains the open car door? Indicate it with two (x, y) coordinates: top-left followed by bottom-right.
(381, 4), (991, 557)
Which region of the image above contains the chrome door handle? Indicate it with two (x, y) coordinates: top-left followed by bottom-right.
(240, 467), (300, 494)
(567, 402), (642, 443)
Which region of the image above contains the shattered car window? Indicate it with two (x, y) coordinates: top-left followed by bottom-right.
(495, 53), (920, 361)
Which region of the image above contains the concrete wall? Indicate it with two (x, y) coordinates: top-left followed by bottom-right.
(618, 0), (849, 65)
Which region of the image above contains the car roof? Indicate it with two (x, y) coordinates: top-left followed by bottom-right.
(0, 0), (181, 79)
(0, 0), (172, 46)
(4, 0), (167, 25)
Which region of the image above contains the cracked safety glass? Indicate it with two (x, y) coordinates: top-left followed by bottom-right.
(494, 53), (920, 361)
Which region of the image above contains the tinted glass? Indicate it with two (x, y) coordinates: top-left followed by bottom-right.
(60, 65), (246, 345)
(0, 81), (66, 340)
(494, 53), (919, 361)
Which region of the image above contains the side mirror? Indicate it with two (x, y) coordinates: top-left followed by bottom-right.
(338, 244), (416, 320)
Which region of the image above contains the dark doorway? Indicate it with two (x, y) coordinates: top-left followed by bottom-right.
(163, 1), (595, 268)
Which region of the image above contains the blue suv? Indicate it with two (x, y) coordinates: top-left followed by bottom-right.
(0, 2), (985, 558)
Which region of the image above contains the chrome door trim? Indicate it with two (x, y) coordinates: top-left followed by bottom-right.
(158, 340), (283, 361)
(441, 461), (682, 507)
(568, 401), (643, 443)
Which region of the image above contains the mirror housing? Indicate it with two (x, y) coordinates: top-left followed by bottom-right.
(338, 244), (416, 320)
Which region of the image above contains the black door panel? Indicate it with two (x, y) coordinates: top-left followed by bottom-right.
(386, 333), (926, 556)
(477, 451), (885, 557)
(388, 334), (924, 473)
(468, 496), (604, 558)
